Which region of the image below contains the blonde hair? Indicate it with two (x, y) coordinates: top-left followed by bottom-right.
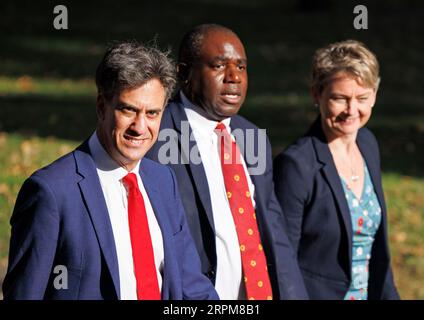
(311, 39), (380, 94)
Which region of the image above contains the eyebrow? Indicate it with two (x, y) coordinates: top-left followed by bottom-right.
(357, 93), (371, 97)
(211, 56), (248, 64)
(116, 102), (138, 110)
(116, 102), (162, 112)
(330, 91), (372, 97)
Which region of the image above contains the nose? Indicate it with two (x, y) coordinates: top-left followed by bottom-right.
(346, 99), (359, 115)
(132, 113), (147, 134)
(224, 64), (241, 83)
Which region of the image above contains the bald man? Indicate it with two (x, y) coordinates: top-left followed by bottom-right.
(146, 24), (307, 300)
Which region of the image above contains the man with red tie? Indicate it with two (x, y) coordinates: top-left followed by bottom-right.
(2, 42), (219, 300)
(146, 24), (308, 300)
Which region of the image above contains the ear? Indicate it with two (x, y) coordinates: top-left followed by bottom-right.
(96, 94), (106, 120)
(370, 89), (377, 108)
(176, 62), (190, 85)
(310, 87), (320, 106)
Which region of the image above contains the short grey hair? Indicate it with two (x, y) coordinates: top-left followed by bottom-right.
(95, 41), (176, 104)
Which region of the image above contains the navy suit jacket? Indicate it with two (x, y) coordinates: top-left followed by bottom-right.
(146, 95), (308, 300)
(273, 117), (399, 300)
(2, 140), (219, 300)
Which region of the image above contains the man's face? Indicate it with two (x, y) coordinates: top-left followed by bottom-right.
(185, 30), (248, 121)
(97, 78), (166, 171)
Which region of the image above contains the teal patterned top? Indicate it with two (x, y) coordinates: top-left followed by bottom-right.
(340, 162), (382, 300)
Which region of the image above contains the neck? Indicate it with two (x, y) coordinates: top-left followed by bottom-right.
(324, 128), (361, 185)
(327, 135), (357, 156)
(321, 124), (357, 155)
(180, 90), (228, 122)
(95, 128), (136, 172)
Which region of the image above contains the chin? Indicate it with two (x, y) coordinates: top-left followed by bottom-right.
(335, 127), (359, 137)
(127, 149), (148, 161)
(219, 105), (241, 117)
(116, 145), (143, 161)
(344, 122), (361, 131)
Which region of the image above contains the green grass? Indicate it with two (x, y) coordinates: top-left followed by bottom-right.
(0, 0), (423, 299)
(383, 173), (424, 299)
(0, 76), (96, 97)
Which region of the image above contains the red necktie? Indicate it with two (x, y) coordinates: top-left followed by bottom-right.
(123, 173), (161, 300)
(215, 123), (273, 300)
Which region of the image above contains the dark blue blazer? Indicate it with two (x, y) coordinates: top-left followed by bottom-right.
(146, 95), (308, 300)
(2, 141), (219, 300)
(273, 117), (399, 300)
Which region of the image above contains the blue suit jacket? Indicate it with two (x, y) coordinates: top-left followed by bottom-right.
(146, 95), (308, 300)
(273, 117), (399, 300)
(2, 141), (219, 300)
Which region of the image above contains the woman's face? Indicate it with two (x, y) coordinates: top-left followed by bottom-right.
(315, 72), (377, 140)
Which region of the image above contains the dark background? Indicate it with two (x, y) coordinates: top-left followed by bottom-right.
(1, 0), (423, 175)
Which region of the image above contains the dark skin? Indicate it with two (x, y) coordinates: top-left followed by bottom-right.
(179, 30), (248, 121)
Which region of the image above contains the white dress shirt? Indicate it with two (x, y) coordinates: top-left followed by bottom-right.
(182, 92), (256, 300)
(88, 132), (164, 300)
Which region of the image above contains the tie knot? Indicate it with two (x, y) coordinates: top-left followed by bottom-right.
(215, 122), (227, 132)
(123, 172), (138, 190)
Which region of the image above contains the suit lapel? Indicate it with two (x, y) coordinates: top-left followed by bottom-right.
(74, 142), (121, 299)
(170, 101), (215, 230)
(310, 121), (353, 268)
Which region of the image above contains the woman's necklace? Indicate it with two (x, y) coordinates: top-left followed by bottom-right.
(329, 141), (360, 186)
(346, 149), (359, 184)
(350, 164), (359, 182)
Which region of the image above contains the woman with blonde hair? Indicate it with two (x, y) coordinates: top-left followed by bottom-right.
(273, 40), (399, 300)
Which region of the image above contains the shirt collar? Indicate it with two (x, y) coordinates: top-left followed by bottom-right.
(88, 131), (141, 182)
(180, 90), (232, 136)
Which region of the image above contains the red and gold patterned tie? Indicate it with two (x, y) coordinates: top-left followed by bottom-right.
(215, 122), (273, 300)
(123, 173), (161, 300)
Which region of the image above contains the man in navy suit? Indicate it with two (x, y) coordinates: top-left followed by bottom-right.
(146, 24), (307, 300)
(2, 42), (218, 300)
